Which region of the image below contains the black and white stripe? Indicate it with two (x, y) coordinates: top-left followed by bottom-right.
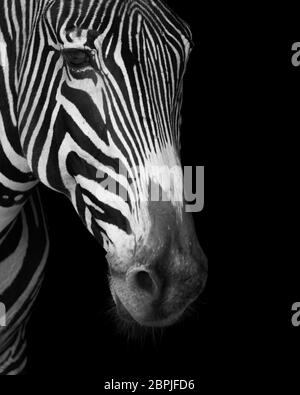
(1, 0), (201, 375)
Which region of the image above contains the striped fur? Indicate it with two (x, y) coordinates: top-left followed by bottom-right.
(1, 0), (206, 375)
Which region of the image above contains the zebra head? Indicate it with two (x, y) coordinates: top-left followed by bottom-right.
(19, 0), (207, 328)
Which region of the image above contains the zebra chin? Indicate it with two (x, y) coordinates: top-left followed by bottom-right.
(112, 291), (197, 328)
(109, 273), (206, 329)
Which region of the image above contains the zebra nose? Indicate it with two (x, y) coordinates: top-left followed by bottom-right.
(126, 267), (161, 301)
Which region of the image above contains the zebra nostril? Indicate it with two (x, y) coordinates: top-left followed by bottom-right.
(135, 271), (155, 295)
(127, 268), (160, 299)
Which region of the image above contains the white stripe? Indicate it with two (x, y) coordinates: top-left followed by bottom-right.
(0, 113), (30, 173)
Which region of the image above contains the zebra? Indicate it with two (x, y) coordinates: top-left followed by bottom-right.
(0, 0), (207, 375)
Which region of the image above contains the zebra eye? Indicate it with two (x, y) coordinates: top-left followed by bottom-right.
(63, 49), (91, 69)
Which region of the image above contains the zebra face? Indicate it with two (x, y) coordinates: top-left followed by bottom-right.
(20, 0), (207, 328)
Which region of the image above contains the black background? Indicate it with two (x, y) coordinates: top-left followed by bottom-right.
(23, 0), (210, 380)
(285, 15), (300, 360)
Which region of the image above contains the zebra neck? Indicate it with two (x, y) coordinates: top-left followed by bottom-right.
(0, 0), (43, 235)
(0, 0), (48, 77)
(0, 179), (38, 234)
(0, 206), (23, 234)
